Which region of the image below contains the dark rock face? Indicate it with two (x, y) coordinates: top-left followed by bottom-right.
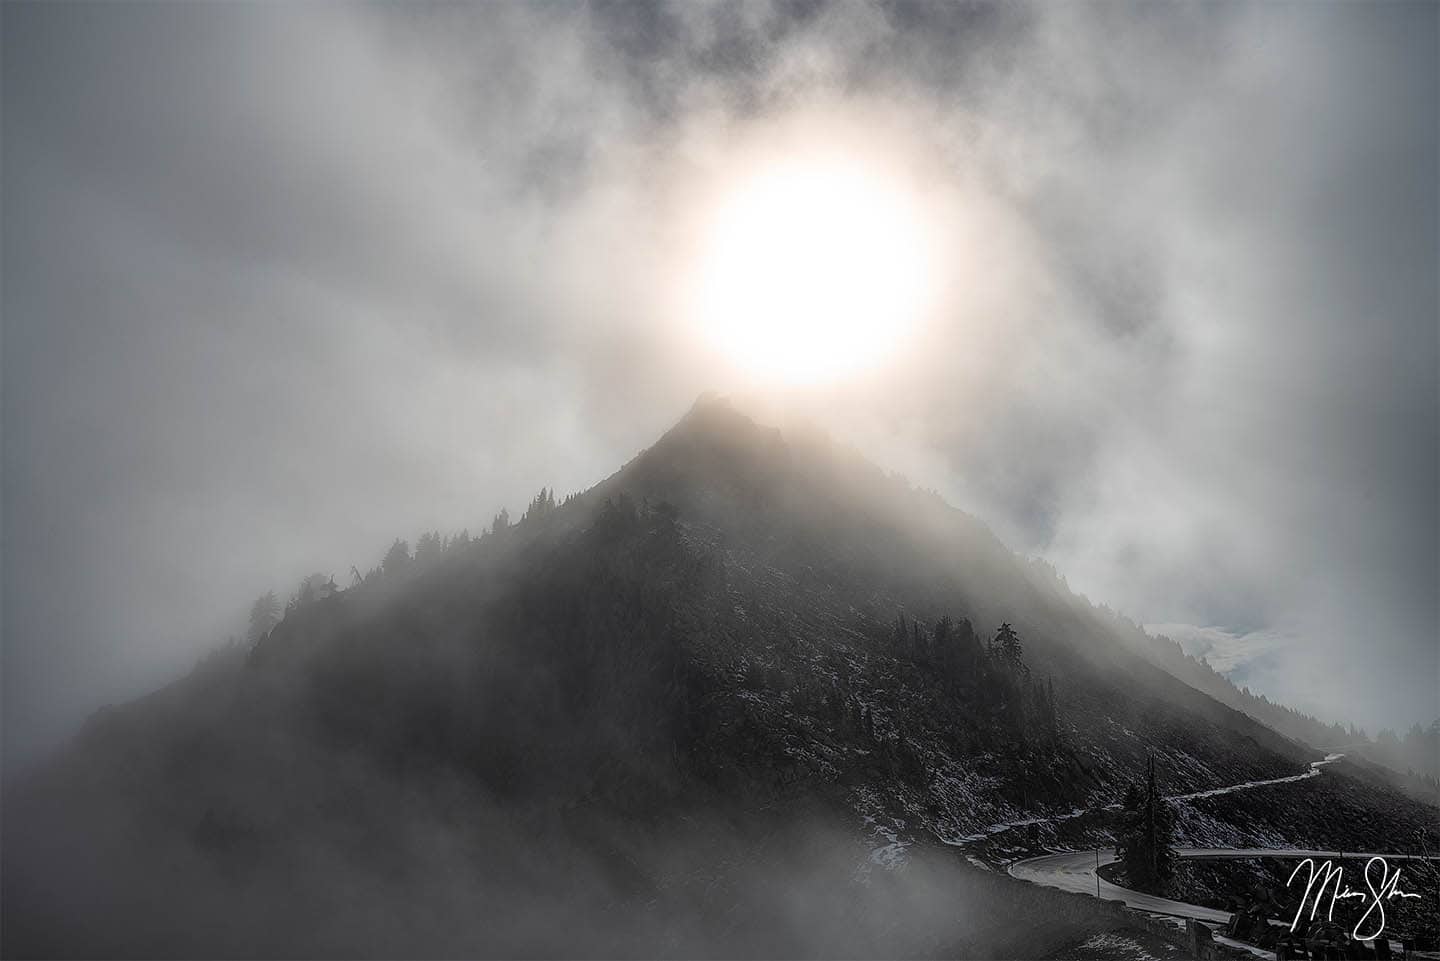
(4, 398), (1414, 958)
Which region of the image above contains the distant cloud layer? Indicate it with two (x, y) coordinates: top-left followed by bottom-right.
(1146, 623), (1296, 687)
(4, 1), (1435, 771)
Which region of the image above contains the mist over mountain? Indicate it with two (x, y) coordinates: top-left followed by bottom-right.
(6, 3), (1436, 779)
(7, 398), (1435, 958)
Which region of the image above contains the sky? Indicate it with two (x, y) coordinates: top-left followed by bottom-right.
(3, 1), (1436, 774)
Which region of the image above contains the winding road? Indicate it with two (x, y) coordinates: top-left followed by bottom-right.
(954, 754), (1347, 845)
(1008, 847), (1438, 923)
(1001, 753), (1439, 924)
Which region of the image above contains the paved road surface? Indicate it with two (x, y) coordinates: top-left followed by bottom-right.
(1167, 753), (1344, 802)
(956, 754), (1346, 844)
(1008, 847), (1439, 923)
(1008, 848), (1228, 923)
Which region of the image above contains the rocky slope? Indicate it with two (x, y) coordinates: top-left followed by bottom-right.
(5, 397), (1405, 958)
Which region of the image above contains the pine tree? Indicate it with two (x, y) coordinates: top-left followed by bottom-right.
(1115, 755), (1177, 894)
(522, 487), (555, 524)
(955, 619), (980, 685)
(382, 539), (411, 576)
(994, 622), (1026, 673)
(247, 591), (281, 644)
(1045, 677), (1060, 740)
(415, 531), (443, 566)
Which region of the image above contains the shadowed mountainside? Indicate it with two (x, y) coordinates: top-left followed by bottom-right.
(8, 396), (1419, 958)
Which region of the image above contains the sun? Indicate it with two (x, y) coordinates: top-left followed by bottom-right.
(689, 158), (935, 385)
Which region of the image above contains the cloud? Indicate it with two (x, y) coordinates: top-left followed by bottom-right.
(1145, 623), (1296, 683)
(3, 1), (1435, 770)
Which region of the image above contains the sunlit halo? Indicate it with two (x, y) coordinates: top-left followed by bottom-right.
(690, 160), (935, 385)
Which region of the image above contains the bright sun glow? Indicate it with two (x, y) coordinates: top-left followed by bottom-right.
(691, 160), (935, 385)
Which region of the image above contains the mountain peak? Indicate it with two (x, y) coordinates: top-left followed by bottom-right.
(10, 385), (1434, 960)
(658, 393), (851, 471)
(687, 389), (728, 413)
(667, 391), (762, 440)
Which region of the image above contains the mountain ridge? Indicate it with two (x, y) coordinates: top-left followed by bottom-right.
(7, 395), (1433, 958)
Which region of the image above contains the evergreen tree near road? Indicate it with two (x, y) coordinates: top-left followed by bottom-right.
(1115, 754), (1177, 895)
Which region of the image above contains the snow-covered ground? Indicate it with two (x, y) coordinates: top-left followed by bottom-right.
(1061, 930), (1182, 961)
(1009, 845), (1439, 924)
(1168, 753), (1343, 802)
(953, 753), (1346, 850)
